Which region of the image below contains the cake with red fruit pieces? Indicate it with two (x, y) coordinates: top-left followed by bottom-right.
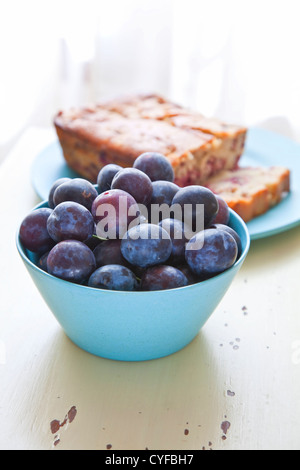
(54, 93), (246, 186)
(205, 166), (291, 222)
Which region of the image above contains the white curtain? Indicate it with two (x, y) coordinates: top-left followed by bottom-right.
(1, 0), (300, 162)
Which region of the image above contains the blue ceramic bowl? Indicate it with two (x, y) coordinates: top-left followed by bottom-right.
(16, 201), (250, 361)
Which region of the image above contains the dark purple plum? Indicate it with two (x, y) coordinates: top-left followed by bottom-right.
(176, 264), (198, 285)
(84, 235), (101, 251)
(210, 195), (230, 225)
(185, 228), (238, 276)
(47, 240), (96, 283)
(48, 178), (71, 209)
(91, 189), (139, 239)
(88, 265), (138, 291)
(172, 185), (219, 231)
(53, 178), (98, 211)
(129, 265), (146, 280)
(19, 208), (54, 253)
(133, 152), (174, 182)
(83, 222), (102, 250)
(38, 251), (50, 272)
(47, 201), (95, 243)
(159, 218), (187, 264)
(150, 181), (179, 206)
(121, 224), (172, 268)
(210, 223), (242, 257)
(93, 239), (128, 268)
(149, 181), (180, 222)
(97, 164), (123, 193)
(111, 168), (153, 206)
(141, 265), (188, 291)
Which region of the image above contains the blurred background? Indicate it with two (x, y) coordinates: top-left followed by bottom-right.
(1, 0), (300, 162)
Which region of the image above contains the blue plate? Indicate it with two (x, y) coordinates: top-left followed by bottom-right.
(31, 128), (300, 240)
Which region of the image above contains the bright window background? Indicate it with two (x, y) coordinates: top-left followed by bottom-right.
(1, 0), (300, 161)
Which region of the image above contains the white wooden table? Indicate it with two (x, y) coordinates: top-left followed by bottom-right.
(1, 128), (300, 450)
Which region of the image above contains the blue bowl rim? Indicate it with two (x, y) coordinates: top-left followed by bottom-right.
(16, 201), (251, 295)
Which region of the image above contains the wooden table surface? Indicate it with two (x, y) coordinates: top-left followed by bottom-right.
(0, 128), (299, 451)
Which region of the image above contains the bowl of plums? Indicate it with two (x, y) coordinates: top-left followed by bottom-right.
(17, 152), (250, 361)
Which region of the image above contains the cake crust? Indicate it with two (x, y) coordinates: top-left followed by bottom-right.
(206, 166), (291, 222)
(54, 94), (246, 186)
(54, 93), (291, 223)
